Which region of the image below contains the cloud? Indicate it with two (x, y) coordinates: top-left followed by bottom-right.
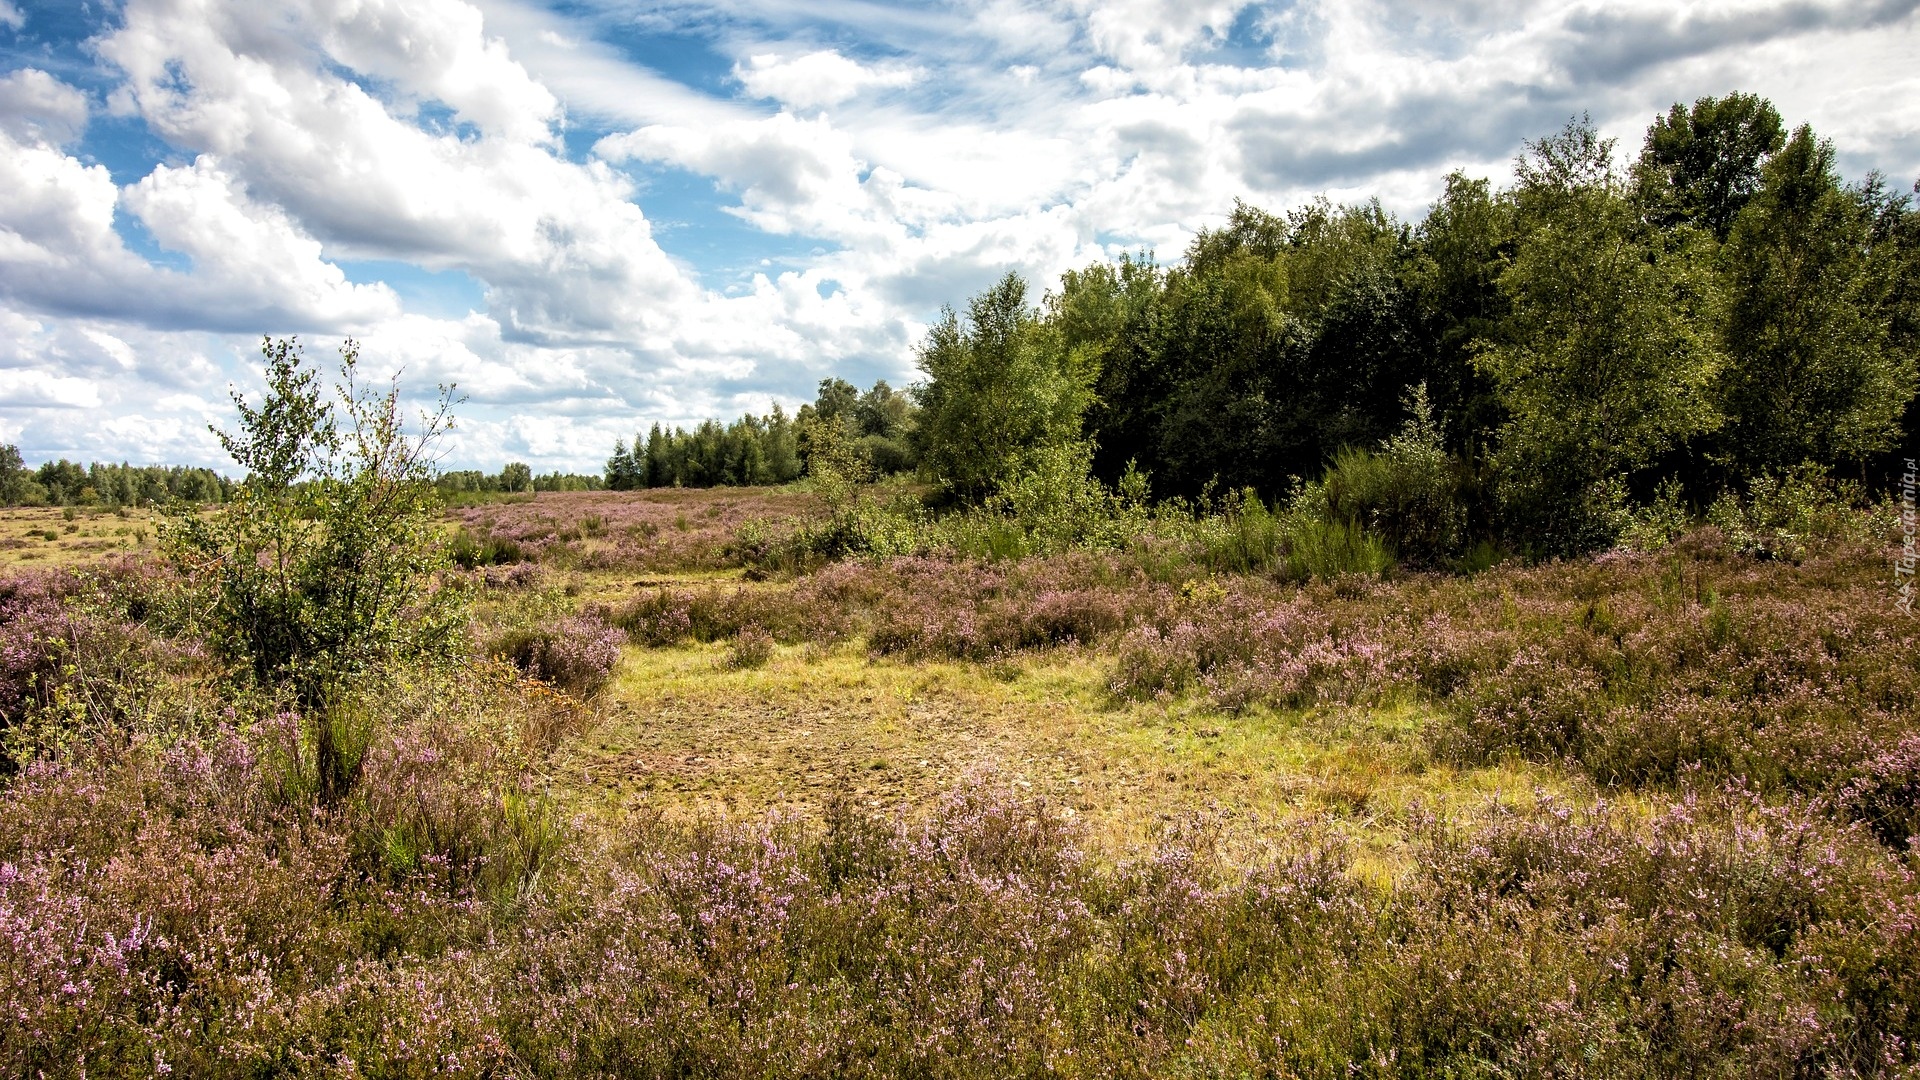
(0, 69), (89, 146)
(735, 49), (917, 110)
(0, 368), (102, 409)
(1069, 0), (1256, 69)
(0, 1), (21, 31)
(123, 157), (401, 327)
(97, 0), (700, 341)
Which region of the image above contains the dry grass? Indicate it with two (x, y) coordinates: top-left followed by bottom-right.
(0, 506), (161, 568)
(561, 639), (1580, 865)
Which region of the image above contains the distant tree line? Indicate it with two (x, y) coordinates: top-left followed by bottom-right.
(620, 92), (1917, 557)
(434, 463), (602, 496)
(0, 442), (599, 508)
(0, 445), (232, 507)
(604, 379), (918, 489)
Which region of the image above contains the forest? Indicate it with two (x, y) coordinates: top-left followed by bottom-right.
(613, 96), (1918, 563)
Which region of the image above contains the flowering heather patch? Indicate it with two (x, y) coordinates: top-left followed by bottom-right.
(0, 572), (76, 727)
(445, 487), (818, 572)
(611, 534), (1920, 816)
(616, 551), (1160, 660)
(491, 611), (626, 699)
(7, 721), (1920, 1077)
(1, 564), (210, 769)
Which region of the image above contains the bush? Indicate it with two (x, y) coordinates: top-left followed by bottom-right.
(1284, 517), (1393, 581)
(1197, 487), (1283, 574)
(1617, 476), (1692, 551)
(724, 624), (776, 669)
(492, 613), (625, 698)
(451, 527), (527, 569)
(1707, 462), (1875, 562)
(1321, 384), (1466, 564)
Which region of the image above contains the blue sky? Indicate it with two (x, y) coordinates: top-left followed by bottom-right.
(1, 0), (1917, 472)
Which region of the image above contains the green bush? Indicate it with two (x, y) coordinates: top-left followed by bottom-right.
(1320, 385), (1466, 564)
(1617, 477), (1692, 551)
(161, 337), (466, 802)
(1284, 517), (1394, 581)
(1706, 463), (1873, 562)
(1198, 487), (1284, 574)
(451, 528), (527, 569)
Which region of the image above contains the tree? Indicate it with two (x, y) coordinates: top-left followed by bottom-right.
(1713, 126), (1918, 474)
(1479, 119), (1726, 552)
(499, 461), (533, 493)
(1409, 172), (1514, 449)
(812, 378), (859, 428)
(605, 440), (641, 490)
(911, 273), (1097, 502)
(162, 337), (464, 802)
(0, 445), (24, 505)
(1635, 93), (1785, 239)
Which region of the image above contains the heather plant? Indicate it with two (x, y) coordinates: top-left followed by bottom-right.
(723, 623), (776, 668)
(0, 564), (211, 772)
(7, 708), (1920, 1077)
(490, 611), (625, 698)
(1839, 734), (1920, 850)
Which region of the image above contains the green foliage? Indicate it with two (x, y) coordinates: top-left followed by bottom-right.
(1320, 384), (1466, 564)
(912, 272), (1097, 502)
(1706, 462), (1875, 562)
(1635, 92), (1785, 238)
(583, 93), (1912, 563)
(1199, 487), (1285, 574)
(1283, 516), (1394, 582)
(161, 337), (466, 801)
(1617, 477), (1692, 552)
(1479, 119), (1726, 554)
(608, 407), (805, 490)
(437, 463), (595, 500)
(1714, 126), (1918, 474)
(0, 445), (25, 505)
(0, 447), (230, 508)
(450, 528), (527, 569)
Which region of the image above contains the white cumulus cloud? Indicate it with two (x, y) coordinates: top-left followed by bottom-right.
(736, 50), (918, 111)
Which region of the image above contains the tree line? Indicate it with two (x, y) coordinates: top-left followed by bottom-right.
(0, 446), (232, 507)
(603, 379), (917, 489)
(612, 92), (1919, 556)
(0, 442), (598, 508)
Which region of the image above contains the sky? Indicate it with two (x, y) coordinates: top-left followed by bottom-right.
(1, 0), (1917, 473)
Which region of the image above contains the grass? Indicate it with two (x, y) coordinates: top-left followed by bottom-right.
(0, 505), (160, 568)
(565, 638), (1584, 865)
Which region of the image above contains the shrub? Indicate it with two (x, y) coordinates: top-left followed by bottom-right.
(1284, 517), (1393, 581)
(1198, 487), (1284, 574)
(161, 338), (465, 803)
(1707, 462), (1875, 562)
(1321, 384), (1466, 564)
(451, 527), (527, 569)
(492, 613), (625, 698)
(1617, 476), (1692, 551)
(1840, 734), (1920, 850)
(724, 624), (775, 669)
